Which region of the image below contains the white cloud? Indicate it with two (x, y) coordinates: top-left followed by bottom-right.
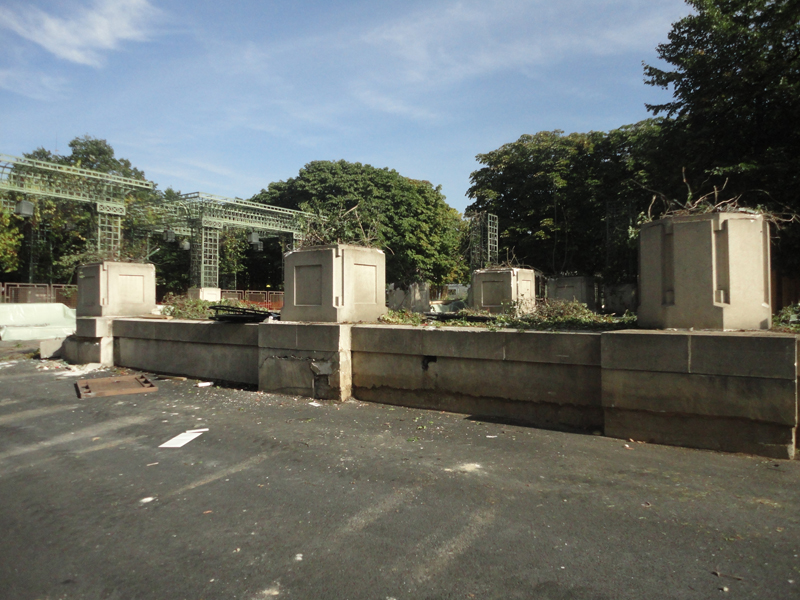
(0, 0), (160, 67)
(0, 67), (68, 100)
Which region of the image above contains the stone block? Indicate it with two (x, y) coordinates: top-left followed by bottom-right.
(77, 262), (156, 317)
(469, 268), (537, 314)
(258, 322), (352, 400)
(39, 337), (65, 359)
(604, 409), (795, 460)
(689, 333), (797, 379)
(601, 331), (690, 373)
(602, 369), (797, 426)
(502, 331), (601, 366)
(281, 245), (387, 323)
(638, 214), (771, 330)
(114, 338), (258, 384)
(351, 325), (422, 355)
(113, 319), (259, 346)
(352, 352), (601, 407)
(63, 335), (114, 366)
(387, 282), (431, 313)
(421, 328), (507, 360)
(354, 387), (603, 431)
(603, 283), (637, 314)
(187, 288), (222, 302)
(76, 317), (114, 338)
(547, 276), (596, 310)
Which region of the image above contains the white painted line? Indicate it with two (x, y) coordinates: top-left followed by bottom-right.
(159, 431), (205, 448)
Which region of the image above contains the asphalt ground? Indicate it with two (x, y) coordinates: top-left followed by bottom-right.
(0, 340), (799, 600)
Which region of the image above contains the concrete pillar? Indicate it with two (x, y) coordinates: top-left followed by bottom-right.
(638, 213), (771, 329)
(282, 244), (387, 323)
(469, 268), (537, 314)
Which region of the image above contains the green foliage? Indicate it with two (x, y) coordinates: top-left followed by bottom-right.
(379, 300), (637, 331)
(160, 294), (257, 320)
(644, 0), (800, 270)
(773, 303), (800, 332)
(0, 211), (23, 273)
(251, 160), (466, 286)
(466, 123), (684, 283)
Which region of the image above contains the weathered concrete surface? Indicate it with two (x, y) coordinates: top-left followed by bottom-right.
(2, 356), (800, 600)
(352, 326), (603, 431)
(77, 261), (157, 318)
(258, 322), (352, 400)
(638, 214), (772, 330)
(113, 319), (259, 384)
(602, 330), (798, 458)
(469, 268), (537, 313)
(282, 245), (387, 323)
(62, 335), (114, 366)
(547, 276), (597, 310)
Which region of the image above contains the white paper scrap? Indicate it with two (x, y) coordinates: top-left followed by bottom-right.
(159, 430), (206, 448)
(197, 382), (213, 387)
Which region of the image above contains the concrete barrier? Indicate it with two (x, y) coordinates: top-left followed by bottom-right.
(602, 330), (798, 459)
(113, 319), (259, 385)
(258, 322), (352, 400)
(107, 318), (799, 459)
(351, 326), (603, 431)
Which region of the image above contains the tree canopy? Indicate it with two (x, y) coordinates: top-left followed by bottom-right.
(468, 0), (800, 280)
(251, 160), (466, 285)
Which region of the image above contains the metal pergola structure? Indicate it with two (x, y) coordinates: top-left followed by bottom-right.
(0, 153), (312, 289)
(0, 153), (153, 257)
(178, 192), (310, 288)
(469, 212), (499, 270)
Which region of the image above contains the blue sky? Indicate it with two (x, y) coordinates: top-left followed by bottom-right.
(0, 0), (689, 213)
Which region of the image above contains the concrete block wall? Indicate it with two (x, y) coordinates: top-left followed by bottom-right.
(602, 331), (798, 459)
(258, 322), (352, 401)
(107, 319), (799, 459)
(351, 326), (603, 431)
(113, 319), (260, 385)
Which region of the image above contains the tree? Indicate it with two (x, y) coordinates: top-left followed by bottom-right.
(0, 210), (23, 273)
(644, 0), (800, 202)
(466, 123), (682, 282)
(251, 160), (466, 285)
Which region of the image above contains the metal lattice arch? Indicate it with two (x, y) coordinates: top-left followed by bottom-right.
(1, 152), (311, 289)
(0, 153), (153, 257)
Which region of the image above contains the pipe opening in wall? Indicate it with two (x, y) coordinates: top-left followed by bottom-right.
(422, 355), (437, 371)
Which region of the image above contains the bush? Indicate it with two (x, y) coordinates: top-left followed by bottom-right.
(773, 304), (800, 333)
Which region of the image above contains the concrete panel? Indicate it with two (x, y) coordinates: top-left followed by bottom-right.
(113, 319), (259, 346)
(76, 317), (114, 338)
(470, 268), (537, 314)
(602, 369), (797, 426)
(604, 409), (795, 460)
(386, 282), (430, 313)
(352, 352), (601, 407)
(353, 387), (603, 431)
(187, 288), (222, 302)
(77, 262), (156, 317)
(421, 328), (506, 361)
(689, 333), (797, 380)
(601, 331), (690, 373)
(115, 338), (258, 384)
(638, 214), (771, 330)
(63, 335), (114, 366)
(351, 325), (423, 355)
(502, 331), (601, 366)
(282, 245), (387, 323)
(39, 337), (65, 359)
(547, 276), (596, 310)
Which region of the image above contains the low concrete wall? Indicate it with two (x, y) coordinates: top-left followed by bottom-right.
(107, 319), (799, 459)
(602, 331), (798, 459)
(113, 319), (259, 385)
(351, 326), (603, 431)
(258, 322), (351, 400)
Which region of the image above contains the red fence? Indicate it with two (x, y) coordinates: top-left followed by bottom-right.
(0, 283), (78, 308)
(221, 289), (284, 310)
